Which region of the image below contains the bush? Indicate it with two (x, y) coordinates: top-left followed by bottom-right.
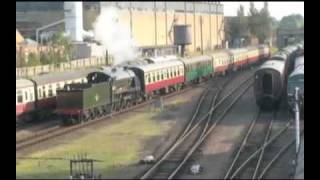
(39, 52), (52, 65)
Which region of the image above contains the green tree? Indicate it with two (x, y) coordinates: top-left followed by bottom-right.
(27, 52), (41, 66)
(279, 14), (304, 30)
(248, 2), (272, 43)
(228, 5), (249, 46)
(50, 29), (74, 63)
(39, 52), (52, 65)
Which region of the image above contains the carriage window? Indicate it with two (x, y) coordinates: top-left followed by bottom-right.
(157, 72), (160, 81)
(38, 88), (41, 98)
(25, 91), (28, 101)
(30, 92), (33, 101)
(148, 75), (151, 83)
(42, 86), (46, 98)
(48, 85), (53, 97)
(171, 70), (173, 78)
(17, 91), (23, 103)
(161, 74), (164, 80)
(56, 83), (61, 90)
(82, 79), (85, 83)
(177, 69), (180, 76)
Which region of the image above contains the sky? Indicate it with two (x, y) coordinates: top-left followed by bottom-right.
(222, 2), (304, 20)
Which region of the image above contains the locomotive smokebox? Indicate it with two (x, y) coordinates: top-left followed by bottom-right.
(174, 25), (192, 57)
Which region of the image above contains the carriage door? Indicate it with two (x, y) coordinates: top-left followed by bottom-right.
(263, 73), (273, 95)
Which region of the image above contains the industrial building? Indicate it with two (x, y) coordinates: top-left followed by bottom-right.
(16, 2), (225, 54)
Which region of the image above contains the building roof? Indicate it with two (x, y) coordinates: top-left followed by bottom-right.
(16, 29), (24, 44)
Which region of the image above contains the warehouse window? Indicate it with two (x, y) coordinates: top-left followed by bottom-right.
(17, 90), (23, 103)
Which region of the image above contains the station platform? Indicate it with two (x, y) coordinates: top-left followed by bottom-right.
(294, 135), (304, 179)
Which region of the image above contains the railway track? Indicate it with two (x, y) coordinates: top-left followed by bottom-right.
(139, 69), (254, 179)
(224, 106), (302, 179)
(224, 109), (277, 179)
(16, 79), (206, 152)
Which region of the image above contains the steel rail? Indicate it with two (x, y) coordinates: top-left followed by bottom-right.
(167, 80), (253, 179)
(257, 137), (296, 179)
(16, 85), (198, 151)
(252, 111), (276, 179)
(140, 75), (254, 180)
(229, 121), (292, 179)
(224, 108), (261, 179)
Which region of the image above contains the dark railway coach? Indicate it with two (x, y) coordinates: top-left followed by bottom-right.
(254, 60), (285, 110)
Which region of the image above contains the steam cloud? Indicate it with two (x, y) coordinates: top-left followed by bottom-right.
(92, 7), (139, 65)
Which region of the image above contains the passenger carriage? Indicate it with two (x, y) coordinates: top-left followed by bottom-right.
(287, 56), (304, 115)
(179, 55), (213, 83)
(210, 51), (232, 75)
(229, 48), (248, 70)
(254, 60), (286, 110)
(129, 60), (185, 97)
(247, 46), (260, 64)
(16, 78), (36, 122)
(16, 69), (95, 122)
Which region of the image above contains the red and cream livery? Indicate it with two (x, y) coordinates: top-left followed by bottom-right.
(16, 69), (97, 122)
(16, 44), (270, 123)
(211, 51), (232, 75)
(129, 60), (185, 96)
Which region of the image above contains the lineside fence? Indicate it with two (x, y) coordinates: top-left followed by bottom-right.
(16, 56), (111, 78)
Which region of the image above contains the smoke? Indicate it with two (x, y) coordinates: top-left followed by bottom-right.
(92, 7), (139, 65)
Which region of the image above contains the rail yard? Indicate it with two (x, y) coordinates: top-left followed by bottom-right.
(16, 2), (304, 179)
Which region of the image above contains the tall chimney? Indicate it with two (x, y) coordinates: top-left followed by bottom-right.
(64, 2), (83, 42)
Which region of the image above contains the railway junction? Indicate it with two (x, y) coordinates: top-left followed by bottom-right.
(16, 2), (304, 179)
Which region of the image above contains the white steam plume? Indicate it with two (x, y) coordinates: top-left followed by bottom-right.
(92, 7), (139, 65)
